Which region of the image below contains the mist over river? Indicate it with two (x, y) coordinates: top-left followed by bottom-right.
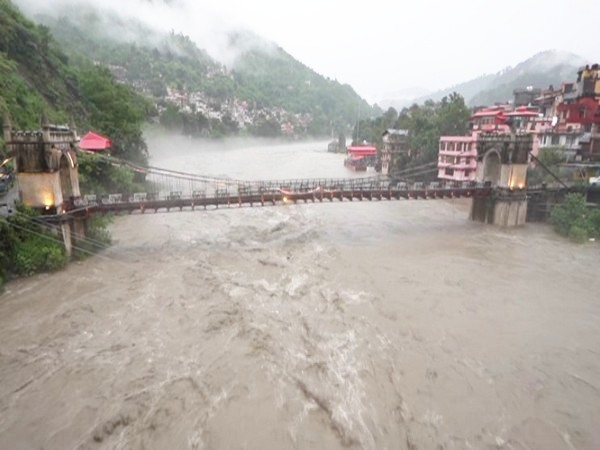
(1, 135), (599, 450)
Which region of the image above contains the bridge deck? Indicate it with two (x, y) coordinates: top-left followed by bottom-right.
(59, 185), (493, 218)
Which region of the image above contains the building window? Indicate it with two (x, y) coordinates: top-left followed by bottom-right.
(551, 135), (559, 145)
(445, 168), (454, 176)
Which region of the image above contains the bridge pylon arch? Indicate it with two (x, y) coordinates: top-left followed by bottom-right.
(471, 134), (531, 226)
(4, 114), (85, 256)
(480, 148), (502, 186)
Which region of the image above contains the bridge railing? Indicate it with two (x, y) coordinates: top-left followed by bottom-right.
(73, 180), (495, 209)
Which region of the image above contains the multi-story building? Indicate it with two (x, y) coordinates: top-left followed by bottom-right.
(536, 65), (600, 163)
(513, 87), (542, 107)
(438, 64), (600, 181)
(437, 135), (478, 181)
(381, 129), (409, 175)
(439, 105), (539, 182)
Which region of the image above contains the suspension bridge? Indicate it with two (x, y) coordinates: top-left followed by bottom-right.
(56, 157), (493, 217)
(2, 119), (592, 257)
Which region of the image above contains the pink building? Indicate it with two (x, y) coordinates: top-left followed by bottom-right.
(437, 134), (478, 181)
(438, 105), (544, 181)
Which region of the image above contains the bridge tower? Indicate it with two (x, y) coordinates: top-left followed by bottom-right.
(3, 114), (85, 255)
(470, 133), (531, 226)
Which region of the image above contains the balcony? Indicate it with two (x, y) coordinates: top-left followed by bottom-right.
(439, 149), (477, 157)
(452, 161), (477, 170)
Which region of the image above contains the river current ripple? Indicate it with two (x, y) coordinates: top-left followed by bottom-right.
(1, 136), (599, 449)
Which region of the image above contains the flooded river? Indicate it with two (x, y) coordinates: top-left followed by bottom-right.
(1, 136), (599, 449)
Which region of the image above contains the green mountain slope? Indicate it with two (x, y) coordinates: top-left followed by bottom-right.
(232, 40), (372, 129)
(0, 0), (149, 162)
(33, 9), (373, 136)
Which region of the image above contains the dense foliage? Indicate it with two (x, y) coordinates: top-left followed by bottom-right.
(0, 205), (68, 287)
(527, 147), (566, 185)
(0, 0), (149, 165)
(0, 1), (147, 285)
(550, 193), (600, 243)
(0, 203), (114, 288)
(78, 153), (144, 194)
(353, 93), (471, 175)
(232, 47), (373, 134)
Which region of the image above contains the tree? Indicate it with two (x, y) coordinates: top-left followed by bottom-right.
(527, 147), (565, 185)
(437, 93), (470, 136)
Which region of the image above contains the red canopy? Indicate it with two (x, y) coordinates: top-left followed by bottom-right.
(80, 131), (112, 151)
(347, 145), (377, 156)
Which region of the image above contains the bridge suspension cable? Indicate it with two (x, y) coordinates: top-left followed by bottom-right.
(9, 212), (155, 265)
(8, 220), (112, 261)
(389, 161), (438, 179)
(15, 211), (111, 252)
(528, 151), (568, 189)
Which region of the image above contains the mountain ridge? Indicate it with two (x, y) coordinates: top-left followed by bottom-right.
(29, 5), (375, 137)
(411, 50), (586, 108)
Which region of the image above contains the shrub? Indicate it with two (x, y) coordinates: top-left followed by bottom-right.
(12, 234), (67, 276)
(568, 225), (588, 244)
(551, 194), (588, 236)
(550, 193), (600, 242)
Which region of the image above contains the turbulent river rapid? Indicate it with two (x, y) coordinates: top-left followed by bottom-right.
(1, 135), (599, 450)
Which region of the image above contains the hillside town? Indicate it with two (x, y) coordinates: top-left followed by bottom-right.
(102, 61), (322, 138)
(161, 86), (314, 137)
(437, 64), (600, 182)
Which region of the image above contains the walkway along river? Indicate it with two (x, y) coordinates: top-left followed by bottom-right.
(1, 135), (599, 449)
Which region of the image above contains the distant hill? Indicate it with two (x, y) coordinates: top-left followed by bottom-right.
(376, 86), (432, 111)
(415, 50), (586, 107)
(30, 6), (374, 136)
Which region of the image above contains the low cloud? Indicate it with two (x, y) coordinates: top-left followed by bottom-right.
(14, 0), (273, 67)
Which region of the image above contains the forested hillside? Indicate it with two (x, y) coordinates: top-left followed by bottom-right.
(1, 0), (151, 285)
(0, 0), (149, 163)
(34, 9), (374, 137)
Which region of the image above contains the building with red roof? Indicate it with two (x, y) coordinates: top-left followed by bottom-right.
(79, 132), (112, 152)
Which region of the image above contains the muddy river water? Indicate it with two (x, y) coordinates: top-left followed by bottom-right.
(1, 136), (599, 449)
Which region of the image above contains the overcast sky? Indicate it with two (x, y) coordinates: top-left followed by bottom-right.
(17, 0), (600, 103)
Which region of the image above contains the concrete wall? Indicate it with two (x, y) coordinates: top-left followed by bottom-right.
(60, 222), (72, 257)
(17, 172), (63, 209)
(493, 199), (528, 227)
(470, 195), (528, 227)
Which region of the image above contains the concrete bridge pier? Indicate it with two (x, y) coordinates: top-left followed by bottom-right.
(60, 222), (73, 258)
(60, 217), (88, 258)
(471, 190), (528, 226)
(471, 133), (531, 227)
